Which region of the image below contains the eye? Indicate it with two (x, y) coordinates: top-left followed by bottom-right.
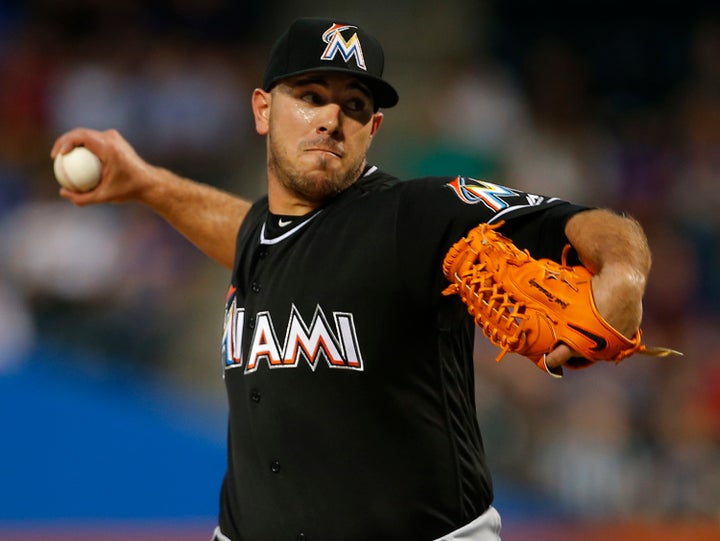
(300, 91), (325, 106)
(344, 98), (368, 113)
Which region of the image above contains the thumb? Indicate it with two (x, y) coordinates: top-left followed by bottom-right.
(542, 343), (576, 378)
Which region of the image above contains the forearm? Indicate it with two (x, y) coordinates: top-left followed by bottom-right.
(565, 209), (651, 336)
(142, 167), (250, 269)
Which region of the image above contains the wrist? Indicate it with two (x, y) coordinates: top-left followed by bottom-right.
(591, 265), (646, 337)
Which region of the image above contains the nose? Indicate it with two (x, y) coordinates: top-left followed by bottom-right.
(316, 103), (342, 135)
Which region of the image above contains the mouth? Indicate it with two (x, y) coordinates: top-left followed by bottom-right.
(302, 137), (344, 159)
(306, 148), (342, 159)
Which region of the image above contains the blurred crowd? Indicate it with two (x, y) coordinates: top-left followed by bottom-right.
(0, 0), (718, 524)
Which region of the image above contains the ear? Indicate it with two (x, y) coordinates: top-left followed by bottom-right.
(252, 89), (271, 135)
(370, 111), (384, 137)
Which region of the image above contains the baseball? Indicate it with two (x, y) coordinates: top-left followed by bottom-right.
(53, 146), (103, 192)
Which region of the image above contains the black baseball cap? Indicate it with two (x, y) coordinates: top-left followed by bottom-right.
(262, 17), (399, 109)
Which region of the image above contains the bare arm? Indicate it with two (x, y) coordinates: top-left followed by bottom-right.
(545, 208), (651, 368)
(51, 128), (250, 269)
(565, 208), (651, 336)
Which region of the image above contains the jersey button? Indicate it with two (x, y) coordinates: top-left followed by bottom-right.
(248, 316), (256, 329)
(258, 248), (268, 258)
(297, 534), (306, 541)
(270, 460), (281, 473)
(250, 390), (261, 403)
(251, 282), (261, 293)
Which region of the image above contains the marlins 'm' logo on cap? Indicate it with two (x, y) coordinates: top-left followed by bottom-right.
(262, 17), (399, 108)
(320, 24), (367, 71)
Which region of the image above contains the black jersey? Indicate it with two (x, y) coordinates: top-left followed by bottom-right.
(219, 167), (587, 540)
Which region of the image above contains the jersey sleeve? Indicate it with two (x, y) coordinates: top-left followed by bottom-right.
(394, 176), (591, 308)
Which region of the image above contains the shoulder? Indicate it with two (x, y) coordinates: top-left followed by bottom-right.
(353, 167), (458, 199)
(351, 166), (401, 194)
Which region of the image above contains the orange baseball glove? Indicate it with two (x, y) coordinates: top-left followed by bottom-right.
(442, 222), (681, 375)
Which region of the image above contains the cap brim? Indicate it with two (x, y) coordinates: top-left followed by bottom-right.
(264, 67), (399, 109)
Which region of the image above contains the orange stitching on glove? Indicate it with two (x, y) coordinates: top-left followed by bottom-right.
(442, 222), (682, 374)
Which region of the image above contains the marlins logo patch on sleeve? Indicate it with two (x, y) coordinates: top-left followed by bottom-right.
(446, 176), (560, 222)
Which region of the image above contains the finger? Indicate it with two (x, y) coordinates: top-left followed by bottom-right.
(58, 184), (106, 205)
(59, 187), (93, 205)
(51, 128), (103, 158)
(545, 343), (575, 369)
(540, 355), (564, 379)
(541, 343), (578, 378)
(51, 128), (83, 157)
(539, 344), (573, 379)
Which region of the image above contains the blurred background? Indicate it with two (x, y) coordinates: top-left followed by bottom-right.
(0, 0), (719, 539)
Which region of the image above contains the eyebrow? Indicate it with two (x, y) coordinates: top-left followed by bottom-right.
(291, 76), (373, 100)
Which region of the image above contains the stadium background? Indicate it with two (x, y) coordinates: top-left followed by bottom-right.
(0, 0), (718, 539)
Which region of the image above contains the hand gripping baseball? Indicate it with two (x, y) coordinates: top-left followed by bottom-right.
(442, 222), (682, 375)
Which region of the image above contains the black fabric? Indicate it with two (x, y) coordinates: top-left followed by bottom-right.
(219, 169), (588, 540)
(262, 17), (399, 108)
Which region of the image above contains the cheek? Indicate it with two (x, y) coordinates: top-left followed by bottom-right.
(269, 110), (303, 146)
(292, 102), (316, 125)
(351, 127), (375, 153)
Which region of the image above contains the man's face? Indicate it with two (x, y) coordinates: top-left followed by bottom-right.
(254, 72), (384, 208)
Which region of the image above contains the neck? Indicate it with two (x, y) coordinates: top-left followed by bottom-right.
(267, 175), (321, 216)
